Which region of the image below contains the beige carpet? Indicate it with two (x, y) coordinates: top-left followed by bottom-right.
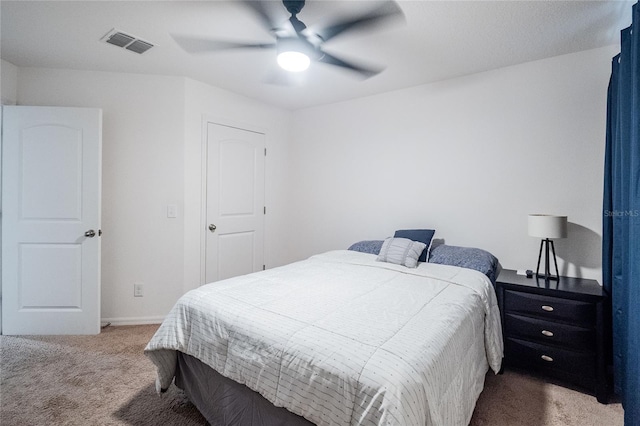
(0, 325), (623, 425)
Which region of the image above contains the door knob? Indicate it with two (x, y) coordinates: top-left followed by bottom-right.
(85, 229), (96, 238)
(208, 224), (217, 232)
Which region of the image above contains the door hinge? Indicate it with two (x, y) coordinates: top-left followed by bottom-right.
(264, 148), (267, 156)
(264, 206), (266, 214)
(263, 265), (266, 270)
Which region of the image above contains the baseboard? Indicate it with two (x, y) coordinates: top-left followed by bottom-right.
(100, 316), (164, 326)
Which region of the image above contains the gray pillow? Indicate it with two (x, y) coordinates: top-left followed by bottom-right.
(376, 237), (427, 268)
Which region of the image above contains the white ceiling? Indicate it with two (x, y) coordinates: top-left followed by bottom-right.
(1, 0), (632, 110)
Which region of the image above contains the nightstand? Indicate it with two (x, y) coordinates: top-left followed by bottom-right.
(495, 269), (609, 403)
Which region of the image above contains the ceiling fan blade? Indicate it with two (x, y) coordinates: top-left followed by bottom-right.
(318, 51), (382, 78)
(241, 0), (281, 33)
(315, 1), (404, 42)
(172, 34), (275, 54)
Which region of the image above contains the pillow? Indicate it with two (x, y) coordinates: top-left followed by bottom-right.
(376, 237), (426, 268)
(393, 229), (435, 262)
(348, 240), (384, 255)
(429, 244), (500, 285)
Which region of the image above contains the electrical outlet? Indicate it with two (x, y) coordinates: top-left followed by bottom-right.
(134, 283), (144, 297)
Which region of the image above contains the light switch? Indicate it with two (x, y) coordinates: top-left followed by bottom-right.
(167, 204), (178, 218)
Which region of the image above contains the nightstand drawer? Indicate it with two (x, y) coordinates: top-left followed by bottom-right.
(504, 313), (595, 350)
(505, 337), (596, 378)
(504, 290), (595, 326)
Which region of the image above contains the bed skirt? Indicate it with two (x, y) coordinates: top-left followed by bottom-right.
(175, 351), (316, 426)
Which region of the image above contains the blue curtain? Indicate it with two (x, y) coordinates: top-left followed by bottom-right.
(603, 3), (640, 425)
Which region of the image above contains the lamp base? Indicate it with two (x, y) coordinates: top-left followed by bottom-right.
(536, 238), (560, 281)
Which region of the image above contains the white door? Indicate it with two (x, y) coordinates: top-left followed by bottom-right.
(2, 106), (102, 335)
(205, 122), (265, 284)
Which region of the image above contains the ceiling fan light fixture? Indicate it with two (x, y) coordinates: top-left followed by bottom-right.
(277, 50), (310, 72)
(277, 37), (313, 72)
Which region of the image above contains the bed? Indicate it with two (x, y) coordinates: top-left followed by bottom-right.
(145, 242), (503, 426)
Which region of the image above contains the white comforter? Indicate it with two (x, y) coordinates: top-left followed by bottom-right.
(145, 250), (503, 426)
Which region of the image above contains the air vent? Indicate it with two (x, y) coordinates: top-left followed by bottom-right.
(101, 29), (154, 54)
(105, 32), (134, 48)
(126, 39), (153, 54)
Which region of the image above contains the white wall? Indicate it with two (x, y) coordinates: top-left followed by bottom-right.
(182, 78), (292, 293)
(0, 59), (19, 332)
(287, 46), (618, 281)
(1, 59), (18, 105)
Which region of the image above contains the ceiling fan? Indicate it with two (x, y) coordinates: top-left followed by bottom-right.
(172, 0), (404, 79)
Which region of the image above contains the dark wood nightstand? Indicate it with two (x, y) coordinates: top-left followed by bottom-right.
(495, 269), (609, 403)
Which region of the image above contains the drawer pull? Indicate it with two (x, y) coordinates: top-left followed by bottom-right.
(541, 330), (554, 337)
(541, 305), (554, 312)
(541, 355), (554, 362)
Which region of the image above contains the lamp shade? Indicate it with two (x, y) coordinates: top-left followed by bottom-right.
(528, 214), (568, 239)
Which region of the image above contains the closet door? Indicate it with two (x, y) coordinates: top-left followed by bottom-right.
(2, 106), (102, 335)
(204, 122), (265, 284)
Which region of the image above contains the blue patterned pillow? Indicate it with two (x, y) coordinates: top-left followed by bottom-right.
(394, 229), (435, 262)
(348, 240), (384, 255)
(429, 244), (500, 285)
